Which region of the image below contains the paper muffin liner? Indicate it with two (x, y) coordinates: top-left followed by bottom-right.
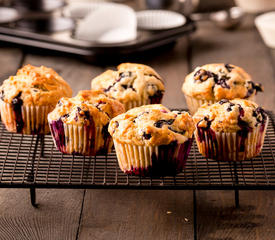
(124, 93), (163, 111)
(113, 138), (193, 176)
(194, 117), (268, 161)
(184, 95), (216, 115)
(0, 100), (52, 134)
(49, 120), (112, 156)
(184, 94), (256, 115)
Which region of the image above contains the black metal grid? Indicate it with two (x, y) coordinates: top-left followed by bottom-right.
(0, 111), (275, 190)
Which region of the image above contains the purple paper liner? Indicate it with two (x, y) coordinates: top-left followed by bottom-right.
(0, 99), (51, 134)
(195, 119), (268, 161)
(49, 119), (112, 156)
(149, 91), (163, 104)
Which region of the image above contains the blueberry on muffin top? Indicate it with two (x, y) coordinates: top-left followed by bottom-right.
(108, 104), (195, 146)
(182, 63), (263, 101)
(91, 63), (165, 104)
(0, 64), (72, 106)
(193, 99), (267, 133)
(48, 90), (125, 126)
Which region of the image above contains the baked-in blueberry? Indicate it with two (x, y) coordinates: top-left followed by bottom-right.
(142, 132), (152, 140)
(194, 69), (217, 82)
(0, 90), (4, 101)
(33, 84), (48, 91)
(119, 71), (132, 78)
(154, 119), (175, 128)
(11, 92), (24, 132)
(214, 75), (230, 89)
(245, 81), (263, 98)
(62, 113), (69, 118)
(238, 104), (244, 117)
(224, 63), (234, 72)
(252, 107), (267, 125)
(83, 110), (90, 120)
(226, 102), (235, 112)
(219, 99), (229, 105)
(168, 126), (186, 135)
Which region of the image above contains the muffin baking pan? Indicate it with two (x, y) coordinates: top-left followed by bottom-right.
(0, 12), (196, 57)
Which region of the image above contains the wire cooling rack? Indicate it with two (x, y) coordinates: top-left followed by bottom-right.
(0, 111), (275, 190)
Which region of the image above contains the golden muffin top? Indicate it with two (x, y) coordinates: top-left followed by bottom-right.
(91, 63), (165, 104)
(193, 99), (267, 132)
(48, 90), (125, 126)
(182, 63), (263, 101)
(108, 104), (195, 146)
(0, 64), (72, 106)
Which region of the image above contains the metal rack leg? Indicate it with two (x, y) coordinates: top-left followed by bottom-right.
(193, 190), (198, 240)
(233, 162), (240, 208)
(30, 187), (38, 208)
(234, 189), (240, 208)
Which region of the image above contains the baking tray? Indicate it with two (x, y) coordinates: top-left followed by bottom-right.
(0, 16), (196, 57)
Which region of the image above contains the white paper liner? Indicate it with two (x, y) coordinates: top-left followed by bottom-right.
(195, 117), (268, 161)
(113, 140), (188, 175)
(124, 98), (150, 111)
(184, 94), (256, 115)
(0, 100), (51, 134)
(50, 122), (112, 156)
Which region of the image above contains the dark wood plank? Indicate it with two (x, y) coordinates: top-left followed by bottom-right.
(78, 190), (194, 240)
(0, 188), (84, 240)
(0, 47), (23, 81)
(196, 190), (275, 240)
(191, 20), (275, 239)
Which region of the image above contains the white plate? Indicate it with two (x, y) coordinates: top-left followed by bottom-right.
(63, 1), (118, 19)
(255, 12), (275, 49)
(136, 10), (186, 30)
(75, 4), (137, 44)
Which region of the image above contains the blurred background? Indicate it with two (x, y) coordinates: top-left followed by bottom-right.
(0, 0), (274, 63)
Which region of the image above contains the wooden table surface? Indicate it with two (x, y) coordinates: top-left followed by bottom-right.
(0, 6), (275, 240)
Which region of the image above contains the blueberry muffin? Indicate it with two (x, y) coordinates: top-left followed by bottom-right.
(0, 64), (72, 134)
(193, 99), (268, 161)
(91, 63), (165, 111)
(182, 63), (263, 114)
(108, 104), (195, 176)
(48, 90), (125, 155)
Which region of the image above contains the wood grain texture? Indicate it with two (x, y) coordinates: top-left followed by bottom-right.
(191, 20), (275, 240)
(0, 188), (84, 240)
(196, 190), (275, 240)
(0, 47), (23, 82)
(78, 190), (194, 240)
(142, 38), (189, 108)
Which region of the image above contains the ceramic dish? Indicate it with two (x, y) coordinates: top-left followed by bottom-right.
(255, 12), (275, 49)
(136, 10), (186, 30)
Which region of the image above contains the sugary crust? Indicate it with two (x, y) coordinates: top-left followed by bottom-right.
(182, 63), (263, 101)
(0, 64), (72, 106)
(48, 90), (125, 126)
(91, 63), (165, 104)
(108, 104), (195, 146)
(193, 99), (267, 132)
